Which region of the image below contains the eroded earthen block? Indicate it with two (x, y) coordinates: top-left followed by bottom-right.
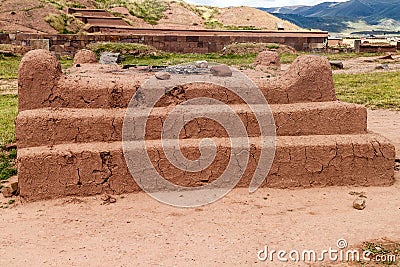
(16, 50), (395, 201)
(73, 49), (98, 65)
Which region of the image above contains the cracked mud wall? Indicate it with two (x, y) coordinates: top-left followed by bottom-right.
(16, 49), (395, 200)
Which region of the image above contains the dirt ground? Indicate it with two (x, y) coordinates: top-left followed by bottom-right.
(0, 109), (399, 266)
(0, 79), (17, 95)
(333, 55), (400, 75)
(279, 54), (400, 75)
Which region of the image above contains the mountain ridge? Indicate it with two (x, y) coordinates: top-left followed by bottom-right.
(261, 0), (400, 34)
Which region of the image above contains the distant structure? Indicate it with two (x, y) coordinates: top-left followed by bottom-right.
(276, 22), (285, 31)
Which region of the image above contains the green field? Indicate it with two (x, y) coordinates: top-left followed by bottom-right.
(0, 94), (17, 181)
(335, 72), (400, 110)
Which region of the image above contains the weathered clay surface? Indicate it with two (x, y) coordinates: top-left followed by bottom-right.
(73, 49), (98, 65)
(254, 51), (280, 67)
(17, 55), (336, 111)
(18, 49), (62, 111)
(18, 134), (395, 201)
(16, 102), (367, 148)
(16, 50), (395, 201)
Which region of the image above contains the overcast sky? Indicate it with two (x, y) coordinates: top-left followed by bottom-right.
(184, 0), (349, 8)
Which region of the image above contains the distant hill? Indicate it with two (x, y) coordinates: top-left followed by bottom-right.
(0, 0), (301, 34)
(261, 0), (400, 34)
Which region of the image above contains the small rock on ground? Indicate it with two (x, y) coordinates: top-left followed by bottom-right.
(1, 187), (13, 198)
(195, 61), (208, 68)
(155, 72), (171, 80)
(99, 52), (122, 65)
(210, 64), (232, 77)
(353, 198), (366, 210)
(101, 195), (116, 205)
(329, 61), (344, 69)
(376, 64), (389, 70)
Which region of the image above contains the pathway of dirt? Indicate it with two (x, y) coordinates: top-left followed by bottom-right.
(0, 109), (399, 266)
(368, 109), (400, 155)
(0, 79), (17, 95)
(333, 55), (400, 75)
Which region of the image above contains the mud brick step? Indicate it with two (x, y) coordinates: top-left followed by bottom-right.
(18, 52), (337, 111)
(18, 134), (395, 201)
(16, 102), (367, 148)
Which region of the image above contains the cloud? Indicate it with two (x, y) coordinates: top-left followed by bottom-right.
(184, 0), (349, 8)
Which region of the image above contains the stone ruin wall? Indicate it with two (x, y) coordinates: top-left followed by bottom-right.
(16, 49), (395, 201)
(0, 31), (328, 55)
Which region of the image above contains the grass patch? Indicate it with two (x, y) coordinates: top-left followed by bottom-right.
(0, 94), (18, 181)
(0, 148), (17, 181)
(45, 13), (83, 34)
(0, 94), (18, 147)
(0, 55), (21, 79)
(87, 42), (160, 57)
(94, 0), (167, 25)
(121, 53), (257, 67)
(358, 241), (400, 266)
(323, 52), (387, 61)
(129, 0), (167, 25)
(224, 25), (261, 30)
(334, 71), (400, 110)
(280, 53), (298, 64)
(204, 20), (223, 29)
(60, 56), (74, 69)
(222, 42), (281, 55)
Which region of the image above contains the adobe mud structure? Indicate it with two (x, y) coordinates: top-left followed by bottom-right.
(16, 50), (395, 201)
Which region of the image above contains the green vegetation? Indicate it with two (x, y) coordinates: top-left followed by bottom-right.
(177, 1), (219, 21)
(0, 94), (18, 181)
(222, 42), (281, 55)
(359, 241), (400, 266)
(129, 0), (167, 25)
(204, 20), (224, 29)
(121, 53), (257, 67)
(277, 52), (391, 64)
(60, 56), (74, 69)
(334, 71), (400, 110)
(280, 53), (298, 64)
(0, 95), (17, 147)
(0, 148), (17, 181)
(23, 4), (45, 12)
(94, 0), (167, 25)
(325, 52), (387, 61)
(87, 42), (160, 57)
(224, 25), (261, 30)
(45, 13), (83, 34)
(176, 1), (219, 26)
(0, 55), (21, 80)
(40, 0), (85, 10)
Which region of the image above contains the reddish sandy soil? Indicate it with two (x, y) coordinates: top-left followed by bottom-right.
(0, 109), (399, 266)
(215, 6), (301, 31)
(0, 0), (301, 33)
(0, 0), (60, 33)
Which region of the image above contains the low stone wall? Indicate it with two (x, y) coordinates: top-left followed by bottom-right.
(359, 44), (397, 53)
(0, 30), (327, 55)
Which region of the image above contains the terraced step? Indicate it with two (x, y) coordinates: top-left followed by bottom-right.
(18, 134), (395, 201)
(18, 53), (336, 111)
(16, 102), (367, 148)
